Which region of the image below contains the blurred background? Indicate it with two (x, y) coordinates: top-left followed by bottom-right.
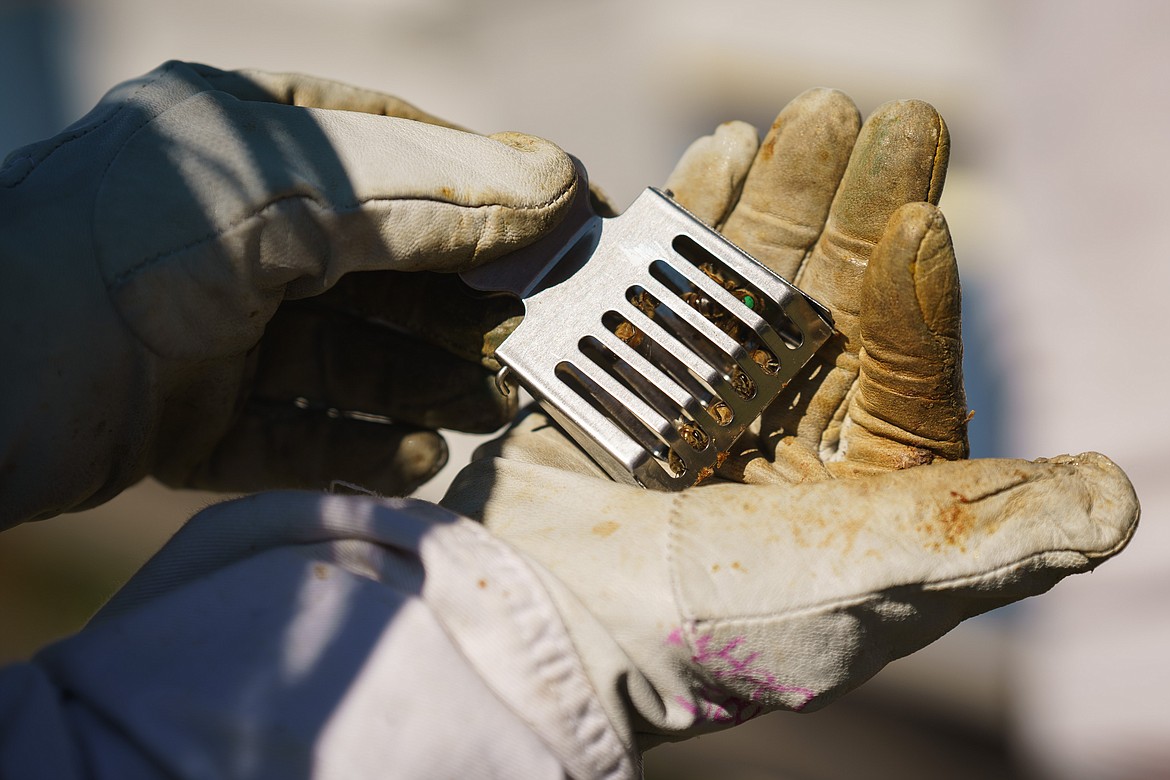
(1, 0), (1167, 777)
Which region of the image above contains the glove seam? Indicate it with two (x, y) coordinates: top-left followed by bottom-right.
(202, 68), (463, 131)
(906, 216), (959, 345)
(2, 62), (177, 189)
(666, 491), (824, 716)
(925, 111), (948, 205)
(664, 490), (698, 648)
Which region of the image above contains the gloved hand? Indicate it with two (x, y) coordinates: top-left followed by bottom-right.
(0, 60), (578, 529)
(440, 90), (1139, 748)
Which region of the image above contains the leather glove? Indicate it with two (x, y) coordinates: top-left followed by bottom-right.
(440, 90), (1139, 748)
(0, 60), (578, 529)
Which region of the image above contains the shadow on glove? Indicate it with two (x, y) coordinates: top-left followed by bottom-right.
(0, 60), (577, 526)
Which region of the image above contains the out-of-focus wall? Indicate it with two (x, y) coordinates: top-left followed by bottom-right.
(993, 4), (1170, 779)
(2, 1), (1165, 777)
(52, 0), (997, 208)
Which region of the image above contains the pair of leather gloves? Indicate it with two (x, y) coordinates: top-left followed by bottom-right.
(0, 61), (1138, 743)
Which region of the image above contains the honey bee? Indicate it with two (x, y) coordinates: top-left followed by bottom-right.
(615, 320), (643, 349)
(678, 264), (766, 344)
(698, 263), (762, 312)
(730, 367), (756, 399)
(677, 420), (710, 451)
(706, 401), (734, 426)
(630, 290), (657, 318)
(750, 348), (780, 374)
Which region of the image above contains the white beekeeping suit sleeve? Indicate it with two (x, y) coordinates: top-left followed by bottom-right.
(0, 493), (636, 780)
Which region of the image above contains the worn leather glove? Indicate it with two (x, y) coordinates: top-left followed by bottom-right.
(0, 60), (578, 529)
(440, 90), (1139, 748)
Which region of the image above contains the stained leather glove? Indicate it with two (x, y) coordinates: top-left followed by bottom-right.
(0, 61), (578, 529)
(440, 90), (1139, 748)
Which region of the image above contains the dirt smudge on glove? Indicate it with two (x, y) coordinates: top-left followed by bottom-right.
(918, 493), (975, 553)
(592, 520), (620, 538)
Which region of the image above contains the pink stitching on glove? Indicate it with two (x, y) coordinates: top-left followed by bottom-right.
(670, 630), (817, 722)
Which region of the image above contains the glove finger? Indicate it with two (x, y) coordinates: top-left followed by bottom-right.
(671, 453), (1138, 712)
(662, 93), (856, 478)
(753, 102), (948, 468)
(662, 120), (759, 226)
(251, 300), (517, 434)
(720, 88), (861, 280)
(831, 202), (968, 476)
(795, 100), (949, 352)
(164, 405), (448, 496)
(97, 91), (578, 361)
(192, 64), (465, 129)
